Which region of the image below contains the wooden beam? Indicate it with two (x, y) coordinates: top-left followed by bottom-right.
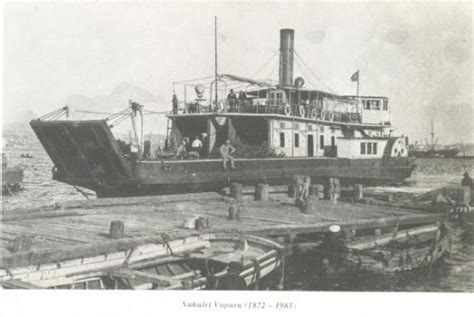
(250, 213), (444, 237)
(109, 268), (180, 288)
(0, 233), (180, 268)
(0, 279), (44, 289)
(347, 224), (439, 250)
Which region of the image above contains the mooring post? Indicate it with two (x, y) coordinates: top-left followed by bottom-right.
(353, 184), (364, 202)
(230, 183), (243, 201)
(288, 175), (304, 198)
(332, 177), (341, 204)
(308, 184), (319, 196)
(109, 220), (125, 239)
(314, 184), (325, 199)
(304, 195), (319, 214)
(228, 205), (239, 220)
(11, 234), (33, 253)
(302, 176), (311, 200)
(254, 183), (269, 201)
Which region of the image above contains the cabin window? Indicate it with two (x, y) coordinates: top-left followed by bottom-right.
(363, 100), (370, 110)
(331, 136), (335, 147)
(330, 127), (336, 134)
(367, 142), (373, 154)
(280, 132), (285, 147)
(383, 100), (388, 111)
(373, 142), (378, 154)
(373, 100), (381, 110)
(308, 125), (313, 131)
(320, 135), (325, 150)
(295, 133), (300, 148)
(361, 142), (366, 154)
(294, 123), (299, 130)
(320, 126), (324, 133)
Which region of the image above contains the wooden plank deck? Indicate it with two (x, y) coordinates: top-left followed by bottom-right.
(0, 192), (444, 268)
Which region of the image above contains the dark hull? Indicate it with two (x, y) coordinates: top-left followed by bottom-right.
(54, 157), (416, 198)
(410, 148), (460, 158)
(30, 119), (416, 198)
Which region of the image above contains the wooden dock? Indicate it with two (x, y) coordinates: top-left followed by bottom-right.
(1, 191), (444, 268)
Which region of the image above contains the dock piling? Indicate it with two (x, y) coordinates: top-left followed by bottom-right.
(228, 205), (241, 220)
(109, 220), (125, 239)
(254, 183), (269, 201)
(304, 195), (319, 214)
(353, 184), (364, 202)
(230, 183), (243, 201)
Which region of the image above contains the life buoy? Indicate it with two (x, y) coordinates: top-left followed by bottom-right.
(299, 105), (305, 118)
(310, 108), (317, 119)
(327, 111), (334, 122)
(320, 109), (326, 120)
(215, 102), (224, 112)
(284, 104), (292, 116)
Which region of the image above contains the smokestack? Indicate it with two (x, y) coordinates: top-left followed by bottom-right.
(279, 29), (295, 87)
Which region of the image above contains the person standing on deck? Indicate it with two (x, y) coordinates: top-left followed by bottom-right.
(172, 94), (179, 114)
(461, 172), (473, 189)
(238, 90), (247, 109)
(227, 89), (237, 110)
(220, 139), (236, 169)
(189, 136), (203, 159)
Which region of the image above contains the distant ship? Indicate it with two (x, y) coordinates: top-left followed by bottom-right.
(409, 121), (460, 158)
(30, 25), (416, 198)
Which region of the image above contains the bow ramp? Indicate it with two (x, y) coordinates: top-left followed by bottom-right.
(30, 119), (132, 188)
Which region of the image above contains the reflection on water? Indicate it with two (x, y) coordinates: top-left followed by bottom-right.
(2, 146), (473, 291)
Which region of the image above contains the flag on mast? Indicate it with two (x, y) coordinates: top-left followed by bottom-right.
(351, 70), (359, 82)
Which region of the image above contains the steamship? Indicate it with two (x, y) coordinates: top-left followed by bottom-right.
(30, 28), (415, 198)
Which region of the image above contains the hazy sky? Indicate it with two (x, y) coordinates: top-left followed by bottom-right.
(3, 1), (472, 143)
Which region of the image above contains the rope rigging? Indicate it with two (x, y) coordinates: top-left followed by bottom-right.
(294, 50), (338, 94)
(249, 50), (279, 79)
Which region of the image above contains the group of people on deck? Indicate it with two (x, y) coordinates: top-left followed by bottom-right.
(227, 89), (248, 109)
(176, 135), (235, 169)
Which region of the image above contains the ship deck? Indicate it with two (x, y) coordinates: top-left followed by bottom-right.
(0, 191), (443, 268)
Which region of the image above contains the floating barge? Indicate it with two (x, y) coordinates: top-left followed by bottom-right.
(0, 190), (445, 289)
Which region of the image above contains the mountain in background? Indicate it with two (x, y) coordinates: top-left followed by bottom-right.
(2, 109), (38, 125)
(64, 81), (168, 119)
(63, 82), (169, 136)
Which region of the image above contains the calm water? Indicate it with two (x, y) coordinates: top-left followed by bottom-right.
(2, 146), (473, 292)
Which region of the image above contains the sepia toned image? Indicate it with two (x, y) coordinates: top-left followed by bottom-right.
(1, 0), (472, 296)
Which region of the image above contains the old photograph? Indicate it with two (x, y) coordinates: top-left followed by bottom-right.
(1, 0), (472, 305)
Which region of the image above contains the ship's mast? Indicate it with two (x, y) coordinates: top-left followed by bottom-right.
(214, 17), (218, 108)
(430, 120), (434, 147)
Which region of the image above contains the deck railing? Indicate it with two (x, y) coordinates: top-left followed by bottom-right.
(175, 99), (362, 123)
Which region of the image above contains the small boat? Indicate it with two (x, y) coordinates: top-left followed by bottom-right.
(0, 233), (283, 290)
(313, 222), (450, 274)
(2, 153), (24, 194)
